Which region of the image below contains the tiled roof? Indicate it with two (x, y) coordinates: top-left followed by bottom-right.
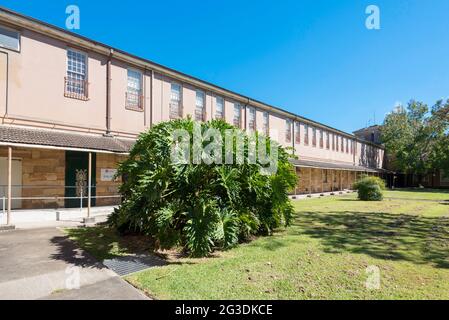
(290, 158), (384, 173)
(0, 126), (135, 153)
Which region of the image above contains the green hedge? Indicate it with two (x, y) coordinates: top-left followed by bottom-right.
(353, 175), (386, 201)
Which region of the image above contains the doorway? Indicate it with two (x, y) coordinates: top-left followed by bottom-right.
(64, 151), (96, 208)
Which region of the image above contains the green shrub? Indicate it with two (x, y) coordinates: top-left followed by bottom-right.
(353, 175), (386, 201)
(109, 118), (297, 257)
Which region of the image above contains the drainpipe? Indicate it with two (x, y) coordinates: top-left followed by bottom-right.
(150, 69), (154, 128)
(105, 49), (113, 135)
(7, 146), (12, 225)
(2, 52), (9, 121)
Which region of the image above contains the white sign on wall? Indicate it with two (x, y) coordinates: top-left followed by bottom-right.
(101, 168), (118, 182)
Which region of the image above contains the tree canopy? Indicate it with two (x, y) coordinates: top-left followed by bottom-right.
(381, 99), (449, 179)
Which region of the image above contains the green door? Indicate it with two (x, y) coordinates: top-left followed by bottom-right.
(65, 151), (96, 208)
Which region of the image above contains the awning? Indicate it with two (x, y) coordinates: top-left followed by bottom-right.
(0, 125), (135, 154)
(290, 158), (384, 173)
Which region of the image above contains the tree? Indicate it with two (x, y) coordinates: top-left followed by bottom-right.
(381, 99), (449, 182)
(109, 118), (297, 257)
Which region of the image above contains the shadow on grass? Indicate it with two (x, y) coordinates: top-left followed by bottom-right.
(51, 225), (197, 267)
(294, 211), (449, 268)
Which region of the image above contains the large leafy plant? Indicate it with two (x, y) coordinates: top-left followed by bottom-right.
(109, 118), (297, 257)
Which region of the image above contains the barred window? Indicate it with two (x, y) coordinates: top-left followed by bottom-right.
(126, 69), (143, 110)
(215, 96), (224, 119)
(65, 49), (88, 99)
(170, 83), (182, 119)
(295, 122), (301, 144)
(312, 127), (317, 147)
(304, 124), (309, 145)
(195, 90), (205, 121)
(285, 119), (292, 143)
(263, 112), (269, 136)
(233, 103), (241, 128)
(319, 130), (324, 148)
(248, 107), (256, 132)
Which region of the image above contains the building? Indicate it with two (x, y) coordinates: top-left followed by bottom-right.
(353, 125), (382, 144)
(0, 7), (385, 222)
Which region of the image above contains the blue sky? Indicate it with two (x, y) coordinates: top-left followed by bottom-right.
(2, 0), (449, 133)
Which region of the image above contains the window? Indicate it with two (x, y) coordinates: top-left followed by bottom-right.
(332, 134), (335, 151)
(312, 127), (317, 147)
(248, 107), (256, 132)
(323, 170), (328, 183)
(304, 124), (309, 145)
(0, 25), (20, 51)
(295, 122), (301, 144)
(346, 138), (349, 153)
(319, 130), (324, 148)
(351, 140), (354, 154)
(233, 103), (241, 128)
(336, 135), (339, 151)
(65, 49), (88, 100)
(126, 69), (143, 110)
(341, 136), (344, 152)
(195, 90), (206, 121)
(285, 119), (292, 143)
(326, 132), (330, 149)
(263, 112), (269, 136)
(215, 96), (224, 119)
(170, 83), (182, 119)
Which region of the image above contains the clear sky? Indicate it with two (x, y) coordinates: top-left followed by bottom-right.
(1, 0), (448, 133)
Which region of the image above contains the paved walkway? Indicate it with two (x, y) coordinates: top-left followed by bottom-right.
(0, 206), (116, 229)
(0, 227), (148, 300)
(290, 190), (355, 200)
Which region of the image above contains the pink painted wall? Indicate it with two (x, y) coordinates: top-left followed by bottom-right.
(0, 24), (384, 169)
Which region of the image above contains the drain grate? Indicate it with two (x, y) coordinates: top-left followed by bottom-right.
(103, 255), (167, 276)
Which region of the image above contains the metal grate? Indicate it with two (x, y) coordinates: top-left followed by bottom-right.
(103, 255), (167, 276)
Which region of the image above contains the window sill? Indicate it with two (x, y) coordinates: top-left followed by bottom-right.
(64, 93), (89, 101)
(125, 106), (144, 112)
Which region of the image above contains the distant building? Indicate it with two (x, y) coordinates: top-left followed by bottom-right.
(353, 125), (382, 144)
(354, 125), (449, 189)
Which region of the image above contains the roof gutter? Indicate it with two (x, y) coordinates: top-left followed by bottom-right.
(0, 141), (130, 155)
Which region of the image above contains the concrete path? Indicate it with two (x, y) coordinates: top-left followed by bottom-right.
(0, 227), (148, 300)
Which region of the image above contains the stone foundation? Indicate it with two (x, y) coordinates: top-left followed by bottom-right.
(293, 166), (364, 195)
(0, 147), (125, 209)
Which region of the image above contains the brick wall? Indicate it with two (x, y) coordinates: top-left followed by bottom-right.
(0, 147), (65, 209)
(95, 153), (126, 206)
(0, 147), (126, 209)
(293, 167), (359, 195)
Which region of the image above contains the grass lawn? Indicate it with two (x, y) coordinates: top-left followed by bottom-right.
(66, 191), (449, 300)
(384, 188), (449, 201)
